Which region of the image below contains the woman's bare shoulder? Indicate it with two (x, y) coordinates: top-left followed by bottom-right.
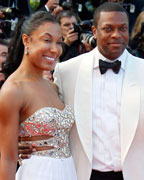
(1, 77), (23, 95)
(0, 77), (25, 109)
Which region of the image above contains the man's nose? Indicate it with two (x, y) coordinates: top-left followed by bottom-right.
(69, 24), (74, 30)
(111, 29), (121, 38)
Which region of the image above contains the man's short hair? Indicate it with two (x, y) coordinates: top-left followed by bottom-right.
(93, 2), (129, 27)
(0, 38), (9, 47)
(56, 10), (77, 24)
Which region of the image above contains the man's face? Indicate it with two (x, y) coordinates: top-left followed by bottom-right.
(0, 44), (8, 68)
(60, 16), (77, 39)
(46, 0), (59, 11)
(92, 11), (129, 60)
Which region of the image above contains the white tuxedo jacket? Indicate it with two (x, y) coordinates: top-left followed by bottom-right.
(54, 48), (144, 180)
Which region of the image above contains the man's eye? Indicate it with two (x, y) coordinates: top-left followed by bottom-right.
(104, 27), (112, 32)
(120, 26), (128, 32)
(64, 24), (70, 27)
(1, 52), (7, 57)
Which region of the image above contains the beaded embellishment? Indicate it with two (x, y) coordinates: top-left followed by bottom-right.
(19, 105), (75, 158)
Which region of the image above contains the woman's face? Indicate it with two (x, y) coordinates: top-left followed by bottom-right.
(25, 22), (62, 71)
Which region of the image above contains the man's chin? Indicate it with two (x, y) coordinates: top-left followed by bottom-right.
(110, 49), (124, 59)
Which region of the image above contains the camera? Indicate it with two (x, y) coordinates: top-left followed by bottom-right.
(0, 7), (22, 19)
(80, 33), (96, 49)
(73, 20), (96, 48)
(0, 7), (22, 38)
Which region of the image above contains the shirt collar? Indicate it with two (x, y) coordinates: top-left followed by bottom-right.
(93, 47), (127, 71)
(45, 5), (50, 12)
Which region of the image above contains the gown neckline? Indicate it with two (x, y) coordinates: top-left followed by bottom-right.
(20, 104), (69, 124)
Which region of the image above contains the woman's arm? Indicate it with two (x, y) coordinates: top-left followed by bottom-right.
(0, 83), (23, 180)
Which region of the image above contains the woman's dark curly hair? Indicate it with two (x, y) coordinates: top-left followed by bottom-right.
(2, 11), (59, 79)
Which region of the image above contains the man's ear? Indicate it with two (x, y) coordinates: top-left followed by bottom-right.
(22, 34), (30, 47)
(91, 25), (97, 40)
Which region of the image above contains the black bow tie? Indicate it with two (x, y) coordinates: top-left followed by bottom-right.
(99, 59), (121, 74)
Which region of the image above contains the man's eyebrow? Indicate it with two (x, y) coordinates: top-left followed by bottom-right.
(54, 3), (59, 5)
(102, 23), (128, 26)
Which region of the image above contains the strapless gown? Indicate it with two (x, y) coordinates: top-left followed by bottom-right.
(16, 105), (77, 180)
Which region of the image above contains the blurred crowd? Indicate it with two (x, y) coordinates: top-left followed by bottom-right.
(0, 0), (144, 84)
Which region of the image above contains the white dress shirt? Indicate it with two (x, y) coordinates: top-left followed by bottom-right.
(92, 48), (127, 172)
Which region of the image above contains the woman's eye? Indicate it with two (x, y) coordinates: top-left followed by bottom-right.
(44, 39), (51, 42)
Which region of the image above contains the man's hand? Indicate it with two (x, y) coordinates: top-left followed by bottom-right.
(18, 143), (36, 160)
(0, 11), (5, 18)
(81, 40), (94, 52)
(64, 28), (79, 46)
(0, 72), (5, 81)
(51, 5), (63, 17)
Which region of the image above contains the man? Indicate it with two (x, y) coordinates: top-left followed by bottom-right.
(18, 2), (144, 180)
(0, 38), (8, 87)
(56, 10), (86, 62)
(54, 2), (144, 180)
(0, 0), (31, 15)
(38, 0), (63, 17)
(57, 10), (78, 45)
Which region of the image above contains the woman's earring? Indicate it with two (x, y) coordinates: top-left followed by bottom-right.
(25, 47), (29, 55)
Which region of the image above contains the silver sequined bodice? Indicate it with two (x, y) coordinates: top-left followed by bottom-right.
(19, 105), (75, 158)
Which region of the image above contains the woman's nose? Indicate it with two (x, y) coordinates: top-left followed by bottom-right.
(50, 43), (57, 53)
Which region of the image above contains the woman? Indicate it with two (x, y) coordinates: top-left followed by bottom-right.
(129, 11), (144, 58)
(0, 11), (77, 180)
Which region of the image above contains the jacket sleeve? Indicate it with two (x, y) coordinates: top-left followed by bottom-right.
(53, 63), (64, 102)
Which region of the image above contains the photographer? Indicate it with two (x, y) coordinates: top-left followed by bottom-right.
(37, 0), (63, 17)
(0, 38), (8, 88)
(0, 0), (31, 15)
(0, 0), (33, 38)
(56, 10), (87, 62)
(0, 6), (24, 38)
